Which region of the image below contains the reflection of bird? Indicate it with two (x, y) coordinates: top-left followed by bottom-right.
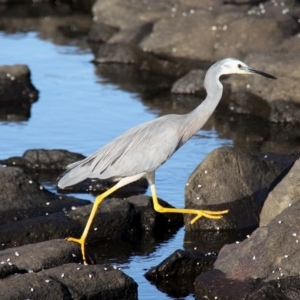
(57, 58), (276, 263)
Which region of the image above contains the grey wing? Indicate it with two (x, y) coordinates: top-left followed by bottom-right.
(57, 116), (181, 188)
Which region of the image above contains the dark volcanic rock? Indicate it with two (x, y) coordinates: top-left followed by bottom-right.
(184, 147), (285, 230)
(0, 64), (38, 102)
(0, 166), (88, 227)
(94, 43), (183, 77)
(194, 200), (300, 299)
(145, 249), (216, 299)
(0, 149), (85, 171)
(145, 249), (216, 281)
(260, 158), (300, 226)
(0, 64), (38, 121)
(214, 201), (300, 282)
(67, 195), (183, 243)
(171, 69), (205, 95)
(0, 240), (137, 300)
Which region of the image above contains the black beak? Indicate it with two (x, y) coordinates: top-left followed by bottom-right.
(245, 67), (277, 80)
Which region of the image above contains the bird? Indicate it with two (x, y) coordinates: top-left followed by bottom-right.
(57, 58), (276, 263)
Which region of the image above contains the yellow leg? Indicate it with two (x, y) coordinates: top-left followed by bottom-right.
(150, 184), (229, 224)
(67, 184), (120, 264)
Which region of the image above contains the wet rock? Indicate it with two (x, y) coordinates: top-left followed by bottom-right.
(0, 239), (81, 273)
(0, 167), (182, 249)
(247, 276), (300, 300)
(0, 240), (137, 299)
(88, 21), (119, 43)
(145, 249), (216, 281)
(195, 269), (257, 300)
(94, 43), (183, 77)
(184, 147), (285, 230)
(0, 150), (148, 197)
(260, 158), (300, 226)
(0, 166), (88, 227)
(127, 195), (183, 233)
(0, 64), (38, 102)
(67, 195), (183, 244)
(0, 149), (85, 171)
(171, 70), (205, 95)
(0, 64), (38, 121)
(145, 249), (217, 299)
(195, 270), (300, 300)
(194, 200), (300, 298)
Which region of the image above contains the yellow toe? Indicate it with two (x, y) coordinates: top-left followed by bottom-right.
(66, 237), (87, 264)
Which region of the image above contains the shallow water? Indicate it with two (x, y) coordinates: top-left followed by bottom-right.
(0, 15), (298, 299)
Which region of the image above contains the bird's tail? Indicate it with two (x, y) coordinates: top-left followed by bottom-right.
(57, 160), (91, 189)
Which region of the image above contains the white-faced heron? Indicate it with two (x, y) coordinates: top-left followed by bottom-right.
(57, 58), (276, 263)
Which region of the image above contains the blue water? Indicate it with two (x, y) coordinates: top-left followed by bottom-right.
(0, 31), (232, 299)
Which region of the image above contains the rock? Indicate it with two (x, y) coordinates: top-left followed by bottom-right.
(0, 149), (85, 171)
(194, 200), (300, 298)
(0, 167), (182, 250)
(0, 150), (148, 197)
(260, 158), (300, 226)
(94, 43), (184, 77)
(195, 269), (257, 300)
(145, 249), (216, 281)
(225, 52), (300, 122)
(213, 15), (296, 61)
(140, 9), (216, 62)
(0, 64), (38, 121)
(184, 147), (286, 230)
(91, 0), (300, 123)
(171, 70), (205, 95)
(88, 22), (119, 43)
(0, 239), (81, 273)
(195, 270), (300, 300)
(145, 249), (216, 299)
(67, 196), (183, 244)
(0, 64), (38, 103)
(247, 276), (300, 300)
(0, 240), (137, 299)
(0, 166), (88, 227)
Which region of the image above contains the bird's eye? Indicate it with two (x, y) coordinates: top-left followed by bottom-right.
(238, 64), (242, 68)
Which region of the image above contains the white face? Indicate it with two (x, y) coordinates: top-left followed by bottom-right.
(220, 59), (251, 75)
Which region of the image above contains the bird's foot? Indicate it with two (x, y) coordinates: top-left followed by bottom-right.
(189, 209), (229, 225)
(67, 237), (88, 264)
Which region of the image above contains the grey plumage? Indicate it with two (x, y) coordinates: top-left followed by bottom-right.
(57, 57), (276, 264)
(57, 58), (276, 189)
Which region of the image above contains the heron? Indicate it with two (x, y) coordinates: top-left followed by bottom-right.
(57, 58), (276, 263)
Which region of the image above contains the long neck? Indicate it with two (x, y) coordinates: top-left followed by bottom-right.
(179, 71), (223, 145)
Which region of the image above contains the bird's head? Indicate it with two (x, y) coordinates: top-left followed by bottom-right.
(217, 58), (276, 79)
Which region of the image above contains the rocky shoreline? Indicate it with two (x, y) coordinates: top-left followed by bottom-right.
(1, 0), (300, 299)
